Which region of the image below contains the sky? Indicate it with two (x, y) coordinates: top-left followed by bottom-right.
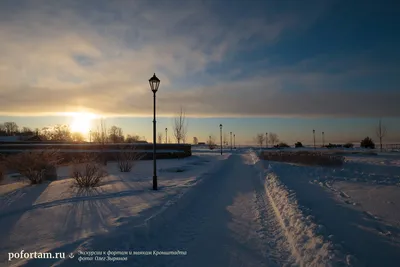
(0, 0), (399, 145)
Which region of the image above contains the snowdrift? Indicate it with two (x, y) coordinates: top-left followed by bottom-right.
(250, 151), (357, 267)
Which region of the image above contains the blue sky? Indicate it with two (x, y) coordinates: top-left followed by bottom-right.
(0, 0), (399, 144)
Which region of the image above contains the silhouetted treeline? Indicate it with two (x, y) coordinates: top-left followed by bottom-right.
(0, 121), (143, 143)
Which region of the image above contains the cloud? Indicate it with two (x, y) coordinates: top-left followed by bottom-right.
(0, 0), (398, 118)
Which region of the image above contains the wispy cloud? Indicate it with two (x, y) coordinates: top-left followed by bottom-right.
(0, 0), (398, 118)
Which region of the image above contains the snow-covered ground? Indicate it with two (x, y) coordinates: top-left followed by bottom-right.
(0, 153), (228, 266)
(266, 153), (400, 267)
(1, 149), (398, 266)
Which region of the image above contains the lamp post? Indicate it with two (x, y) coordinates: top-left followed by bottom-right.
(265, 132), (268, 148)
(165, 128), (168, 143)
(89, 130), (92, 143)
(313, 129), (316, 150)
(322, 131), (325, 147)
(230, 132), (232, 151)
(219, 124), (223, 155)
(149, 73), (160, 190)
(233, 134), (236, 149)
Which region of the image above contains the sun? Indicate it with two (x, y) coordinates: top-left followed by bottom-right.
(70, 112), (96, 134)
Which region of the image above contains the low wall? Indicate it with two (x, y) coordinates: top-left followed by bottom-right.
(0, 143), (192, 160)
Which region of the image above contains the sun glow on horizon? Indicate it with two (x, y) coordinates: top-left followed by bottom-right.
(69, 112), (97, 134)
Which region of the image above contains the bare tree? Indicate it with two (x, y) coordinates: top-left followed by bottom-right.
(255, 133), (265, 147)
(193, 137), (198, 145)
(157, 132), (163, 144)
(126, 134), (141, 143)
(92, 118), (108, 165)
(109, 125), (124, 143)
(269, 133), (279, 146)
(52, 124), (71, 141)
(376, 119), (387, 152)
(3, 122), (19, 135)
(39, 127), (52, 140)
(71, 132), (85, 142)
(0, 124), (5, 136)
(223, 132), (228, 147)
(207, 135), (217, 150)
(21, 127), (33, 134)
(173, 107), (188, 144)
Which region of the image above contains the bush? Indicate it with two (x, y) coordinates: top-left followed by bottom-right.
(115, 148), (144, 172)
(5, 150), (62, 184)
(274, 142), (290, 148)
(71, 161), (108, 188)
(343, 142), (354, 148)
(360, 137), (375, 149)
(326, 143), (343, 149)
(278, 142), (290, 148)
(295, 142), (303, 148)
(207, 140), (217, 150)
(0, 164), (4, 183)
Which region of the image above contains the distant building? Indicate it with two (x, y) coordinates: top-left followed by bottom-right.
(0, 135), (42, 142)
(132, 140), (148, 144)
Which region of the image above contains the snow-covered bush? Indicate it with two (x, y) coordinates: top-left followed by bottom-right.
(260, 151), (344, 166)
(71, 162), (107, 188)
(115, 148), (144, 172)
(5, 150), (62, 184)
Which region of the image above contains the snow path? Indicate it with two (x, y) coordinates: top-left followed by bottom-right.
(56, 154), (295, 267)
(272, 162), (400, 267)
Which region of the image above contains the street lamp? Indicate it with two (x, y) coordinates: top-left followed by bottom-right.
(230, 132), (232, 151)
(149, 73), (160, 190)
(165, 128), (168, 143)
(233, 134), (236, 149)
(313, 129), (316, 150)
(322, 131), (325, 147)
(219, 124), (223, 155)
(265, 132), (268, 148)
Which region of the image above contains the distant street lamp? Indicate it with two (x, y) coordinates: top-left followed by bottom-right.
(322, 131), (325, 147)
(265, 132), (268, 148)
(230, 132), (232, 151)
(233, 134), (236, 149)
(149, 73), (160, 190)
(89, 130), (92, 143)
(313, 129), (316, 150)
(165, 128), (168, 143)
(219, 124), (223, 155)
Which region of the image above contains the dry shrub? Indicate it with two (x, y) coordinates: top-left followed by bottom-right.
(71, 153), (108, 188)
(5, 150), (62, 184)
(115, 148), (144, 172)
(208, 143), (217, 150)
(0, 163), (4, 183)
(260, 151), (344, 167)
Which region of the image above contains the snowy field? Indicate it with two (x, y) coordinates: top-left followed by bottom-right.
(1, 148), (399, 266)
(0, 152), (228, 266)
(266, 152), (400, 267)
